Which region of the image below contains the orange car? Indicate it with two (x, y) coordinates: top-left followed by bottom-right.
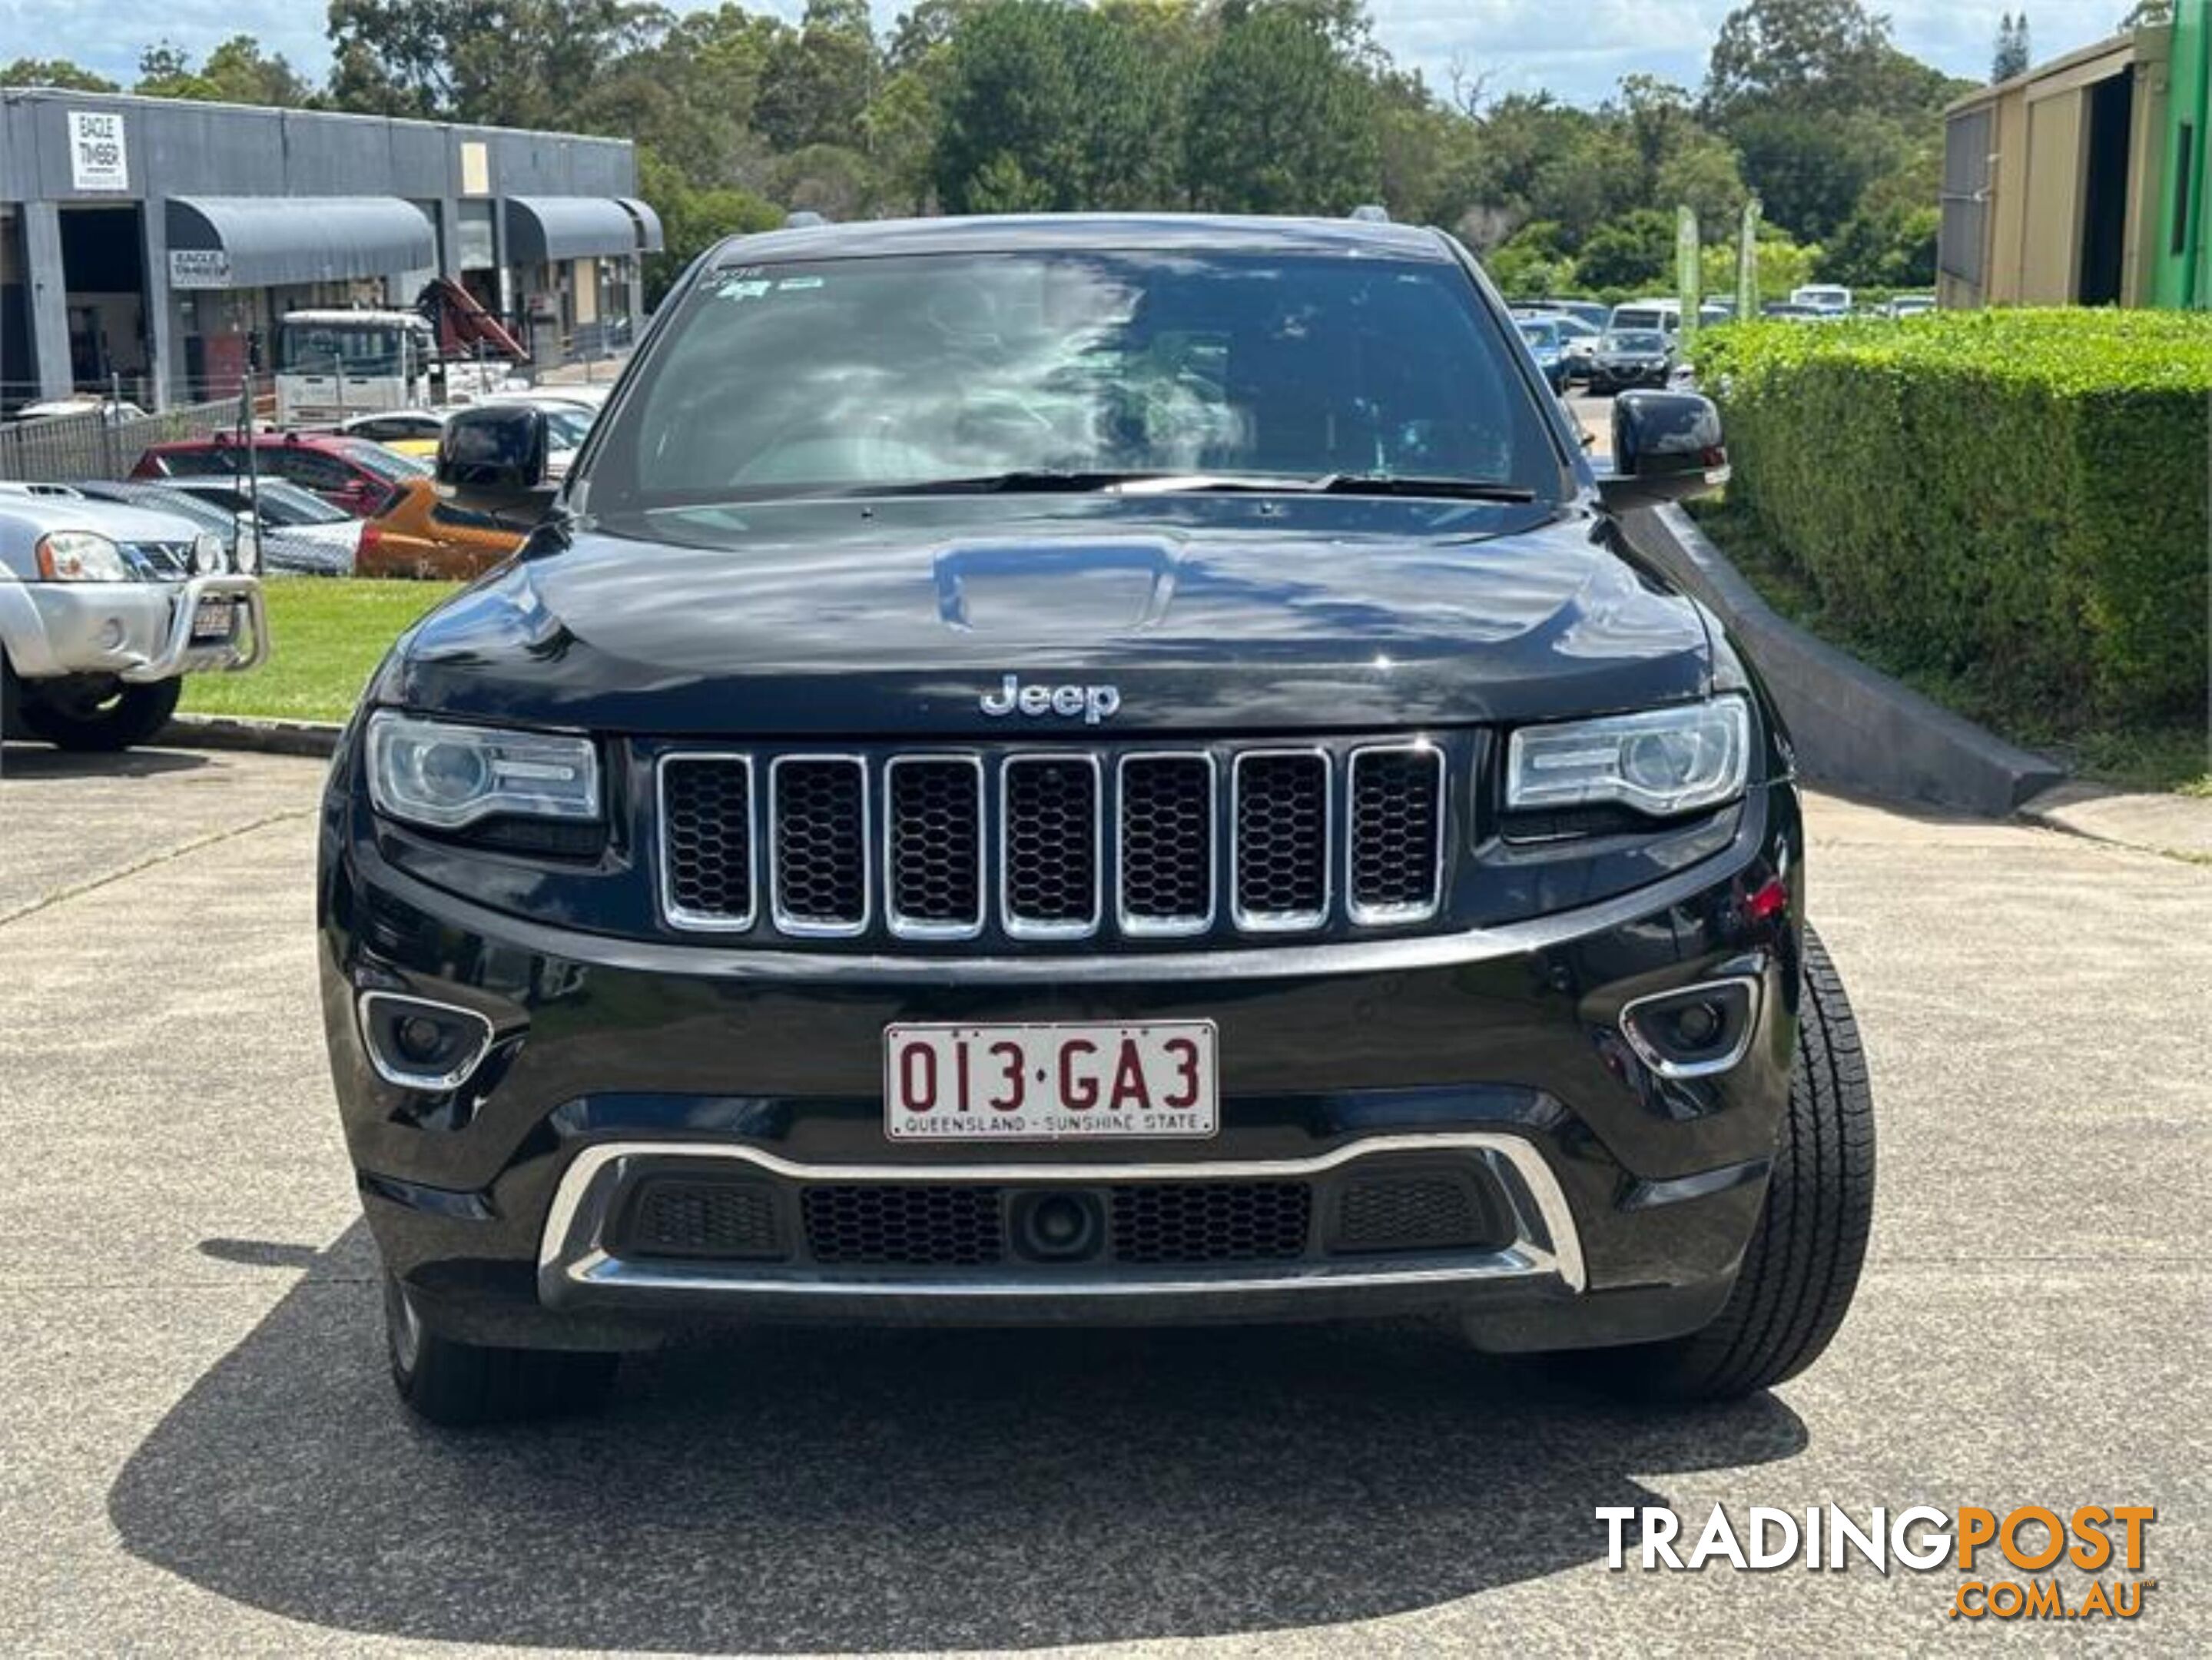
(357, 476), (525, 579)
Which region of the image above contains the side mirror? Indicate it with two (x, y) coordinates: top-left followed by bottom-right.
(1597, 390), (1729, 513)
(436, 404), (556, 523)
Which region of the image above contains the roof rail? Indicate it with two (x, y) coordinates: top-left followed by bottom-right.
(784, 211), (830, 229)
(1347, 204), (1391, 223)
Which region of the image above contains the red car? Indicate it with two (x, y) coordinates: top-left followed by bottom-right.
(132, 432), (429, 518)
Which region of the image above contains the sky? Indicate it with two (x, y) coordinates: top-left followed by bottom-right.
(1, 0), (2140, 109)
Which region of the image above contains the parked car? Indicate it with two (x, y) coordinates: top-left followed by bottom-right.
(1607, 298), (1681, 336)
(1885, 294), (1937, 318)
(132, 432), (427, 518)
(1789, 284), (1852, 315)
(1515, 317), (1571, 393)
(338, 410), (449, 460)
(1587, 328), (1676, 394)
(357, 476), (525, 579)
(323, 211), (1873, 1425)
(153, 477), (367, 576)
(66, 480), (264, 575)
(4, 396), (150, 425)
(1547, 313), (1602, 379)
(1530, 297), (1610, 331)
(0, 493), (265, 750)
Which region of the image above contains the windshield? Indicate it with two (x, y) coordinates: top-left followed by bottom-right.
(241, 479), (353, 524)
(1605, 331), (1666, 353)
(1517, 322), (1560, 347)
(540, 407), (595, 449)
(278, 323), (418, 377)
(593, 251), (1561, 508)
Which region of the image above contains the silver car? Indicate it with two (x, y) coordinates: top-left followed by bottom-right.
(0, 492), (266, 751)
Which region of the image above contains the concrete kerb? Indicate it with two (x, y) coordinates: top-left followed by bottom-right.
(159, 714), (341, 759)
(1629, 505), (2066, 818)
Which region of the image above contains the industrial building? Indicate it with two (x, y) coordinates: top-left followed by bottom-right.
(0, 89), (662, 411)
(1939, 1), (2210, 310)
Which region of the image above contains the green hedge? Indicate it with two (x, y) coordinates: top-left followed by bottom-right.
(1692, 311), (2212, 722)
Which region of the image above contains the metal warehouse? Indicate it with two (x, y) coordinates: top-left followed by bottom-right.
(0, 89), (662, 412)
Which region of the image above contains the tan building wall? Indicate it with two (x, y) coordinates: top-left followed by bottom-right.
(1941, 32), (2171, 308)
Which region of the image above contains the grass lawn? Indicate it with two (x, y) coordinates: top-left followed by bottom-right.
(183, 579), (461, 724)
(1690, 497), (2211, 799)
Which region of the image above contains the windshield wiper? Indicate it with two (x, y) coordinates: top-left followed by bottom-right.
(865, 470), (1180, 496)
(815, 470), (1536, 503)
(1301, 473), (1537, 502)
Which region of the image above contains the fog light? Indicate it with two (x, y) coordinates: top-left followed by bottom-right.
(358, 991), (496, 1091)
(1670, 1001), (1724, 1049)
(1619, 978), (1761, 1081)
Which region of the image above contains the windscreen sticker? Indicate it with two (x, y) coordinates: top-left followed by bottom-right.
(712, 276), (774, 300)
(776, 276), (824, 291)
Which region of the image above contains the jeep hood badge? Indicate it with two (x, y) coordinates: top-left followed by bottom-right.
(980, 673), (1122, 724)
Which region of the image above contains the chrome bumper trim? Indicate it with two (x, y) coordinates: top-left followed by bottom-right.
(536, 1132), (1587, 1304)
(122, 575), (269, 682)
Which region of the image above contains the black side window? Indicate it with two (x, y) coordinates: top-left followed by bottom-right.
(2175, 125), (2196, 258)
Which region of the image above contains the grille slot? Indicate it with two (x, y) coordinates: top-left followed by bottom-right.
(886, 757), (984, 938)
(1348, 745), (1445, 923)
(1109, 1183), (1312, 1263)
(1335, 1175), (1497, 1253)
(1232, 751), (1331, 931)
(771, 756), (869, 935)
(621, 1177), (785, 1260)
(1000, 755), (1101, 938)
(661, 755), (755, 928)
(801, 1184), (1005, 1266)
(1118, 754), (1215, 935)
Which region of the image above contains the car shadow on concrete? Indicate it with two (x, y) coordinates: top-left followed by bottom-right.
(111, 1221), (1807, 1652)
(0, 742), (210, 780)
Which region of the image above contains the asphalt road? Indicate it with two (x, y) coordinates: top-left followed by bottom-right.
(2, 744), (2205, 1655)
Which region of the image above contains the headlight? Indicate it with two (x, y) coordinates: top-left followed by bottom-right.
(193, 533), (225, 575)
(232, 520), (262, 574)
(34, 530), (129, 582)
(366, 712), (599, 830)
(1507, 696), (1751, 818)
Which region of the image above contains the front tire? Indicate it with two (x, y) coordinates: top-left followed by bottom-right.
(1581, 925), (1875, 1402)
(383, 1271), (618, 1426)
(18, 676), (181, 752)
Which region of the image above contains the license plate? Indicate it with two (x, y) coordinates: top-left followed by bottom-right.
(189, 597), (235, 643)
(884, 1021), (1217, 1142)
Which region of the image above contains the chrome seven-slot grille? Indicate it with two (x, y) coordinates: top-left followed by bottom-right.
(658, 739), (1448, 945)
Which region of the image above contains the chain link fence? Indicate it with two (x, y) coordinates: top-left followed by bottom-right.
(0, 397), (245, 484)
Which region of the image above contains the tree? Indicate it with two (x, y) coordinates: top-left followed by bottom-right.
(0, 58), (118, 91)
(1991, 13), (2031, 82)
(327, 1), (661, 126)
(635, 144), (781, 305)
(1182, 1), (1384, 214)
(135, 35), (315, 106)
(754, 0), (880, 154)
(1574, 208), (1677, 290)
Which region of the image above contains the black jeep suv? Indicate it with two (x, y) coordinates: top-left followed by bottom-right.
(319, 214), (1873, 1424)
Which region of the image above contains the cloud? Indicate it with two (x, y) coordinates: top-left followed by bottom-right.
(6, 0), (2132, 110)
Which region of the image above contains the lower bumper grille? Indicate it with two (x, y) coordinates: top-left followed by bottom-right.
(608, 1163), (1501, 1272)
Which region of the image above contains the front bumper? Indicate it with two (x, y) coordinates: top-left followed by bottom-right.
(3, 574), (267, 682)
(320, 780), (1803, 1354)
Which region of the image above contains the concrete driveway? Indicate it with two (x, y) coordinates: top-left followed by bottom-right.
(2, 745), (2204, 1654)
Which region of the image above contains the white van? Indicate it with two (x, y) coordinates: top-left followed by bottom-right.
(1789, 284), (1853, 314)
(1608, 298), (1680, 335)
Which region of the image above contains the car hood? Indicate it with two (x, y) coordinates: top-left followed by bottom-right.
(384, 496), (1712, 735)
(0, 496), (207, 545)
